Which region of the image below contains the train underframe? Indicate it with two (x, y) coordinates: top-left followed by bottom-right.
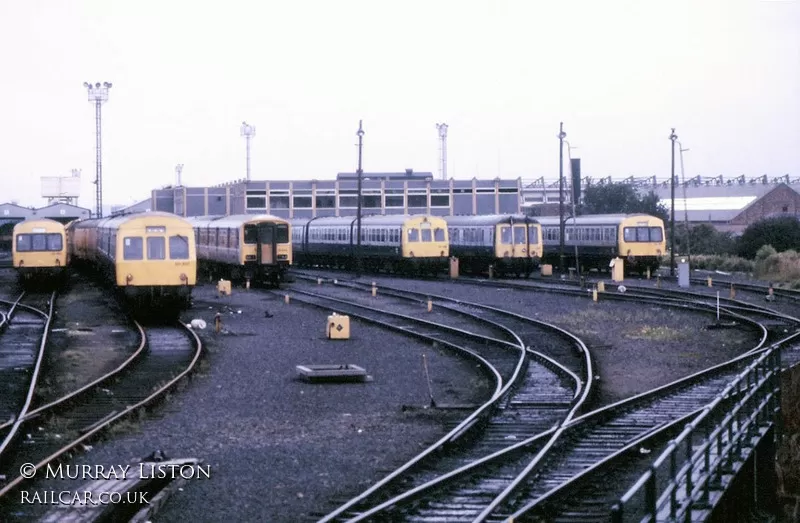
(457, 255), (539, 278)
(70, 258), (193, 314)
(198, 260), (290, 288)
(542, 251), (662, 275)
(294, 252), (448, 276)
(15, 266), (68, 289)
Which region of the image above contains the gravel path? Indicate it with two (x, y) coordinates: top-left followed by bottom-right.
(2, 271), (767, 522)
(327, 274), (764, 405)
(13, 282), (488, 523)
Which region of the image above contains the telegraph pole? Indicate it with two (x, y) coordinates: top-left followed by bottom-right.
(669, 128), (678, 277)
(355, 120), (365, 277)
(558, 122), (567, 275)
(83, 82), (112, 218)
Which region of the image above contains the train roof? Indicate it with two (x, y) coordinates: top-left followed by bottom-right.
(291, 215), (446, 227)
(442, 214), (538, 227)
(186, 214), (290, 228)
(535, 214), (664, 226)
(13, 218), (67, 232)
(69, 211), (191, 230)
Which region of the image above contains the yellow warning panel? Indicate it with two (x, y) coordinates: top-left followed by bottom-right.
(326, 314), (350, 340)
(217, 280), (232, 296)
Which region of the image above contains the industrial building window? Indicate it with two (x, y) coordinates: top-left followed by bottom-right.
(247, 196), (266, 209)
(386, 195), (404, 207)
(269, 196), (290, 209)
(293, 196), (312, 209)
(364, 195), (381, 208)
(408, 195), (427, 207)
(430, 195), (450, 207)
(124, 237), (143, 260)
(316, 191), (336, 208)
(170, 235), (190, 259)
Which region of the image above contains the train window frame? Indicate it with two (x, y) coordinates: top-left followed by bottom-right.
(408, 228), (419, 242)
(170, 235), (190, 260)
(513, 226), (525, 245)
(421, 228), (432, 242)
(434, 227), (445, 242)
(528, 225), (539, 244)
(123, 236), (143, 260)
(244, 225), (259, 244)
(147, 236), (167, 260)
(649, 227), (664, 242)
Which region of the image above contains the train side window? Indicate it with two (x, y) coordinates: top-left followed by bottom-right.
(47, 233), (63, 251)
(123, 237), (143, 260)
(434, 227), (445, 242)
(170, 235), (190, 259)
(408, 228), (419, 242)
(649, 227), (663, 242)
(500, 226), (511, 244)
(147, 237), (166, 260)
(380, 229), (386, 242)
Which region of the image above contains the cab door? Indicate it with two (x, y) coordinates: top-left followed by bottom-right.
(256, 223), (276, 265)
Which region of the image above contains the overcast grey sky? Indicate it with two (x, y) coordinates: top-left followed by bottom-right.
(0, 0), (797, 209)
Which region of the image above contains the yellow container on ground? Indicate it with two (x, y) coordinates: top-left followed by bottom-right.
(326, 314), (350, 340)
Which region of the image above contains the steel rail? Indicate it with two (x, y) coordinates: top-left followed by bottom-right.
(0, 292), (55, 457)
(0, 322), (202, 499)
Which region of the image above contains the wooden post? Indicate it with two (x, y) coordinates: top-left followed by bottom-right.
(730, 283), (736, 299)
(598, 281), (605, 293)
(427, 297), (433, 312)
(246, 278), (250, 290)
(707, 276), (712, 287)
(646, 267), (651, 280)
(284, 294), (290, 304)
(592, 288), (598, 302)
(372, 282), (377, 297)
(215, 312), (222, 333)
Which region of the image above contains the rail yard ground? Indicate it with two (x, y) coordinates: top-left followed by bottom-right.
(0, 266), (797, 521)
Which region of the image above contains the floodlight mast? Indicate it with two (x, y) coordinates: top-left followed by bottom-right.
(83, 81), (112, 218)
(669, 128), (678, 276)
(240, 122), (256, 181)
(558, 122), (567, 275)
(355, 120), (365, 277)
(436, 123), (448, 180)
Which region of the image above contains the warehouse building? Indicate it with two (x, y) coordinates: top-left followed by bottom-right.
(150, 170), (524, 218)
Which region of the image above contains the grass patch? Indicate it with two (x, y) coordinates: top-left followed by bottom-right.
(626, 325), (687, 341)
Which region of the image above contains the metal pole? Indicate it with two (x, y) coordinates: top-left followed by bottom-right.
(679, 143), (691, 267)
(558, 122), (566, 275)
(246, 134), (251, 181)
(566, 141), (579, 277)
(356, 120), (365, 277)
(95, 99), (103, 218)
(669, 128), (678, 277)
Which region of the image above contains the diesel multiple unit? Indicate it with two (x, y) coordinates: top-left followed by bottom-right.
(187, 214), (291, 287)
(12, 218), (69, 284)
(67, 211), (197, 309)
(291, 215), (449, 274)
(538, 213), (666, 273)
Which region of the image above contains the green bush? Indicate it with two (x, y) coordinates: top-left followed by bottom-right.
(739, 217), (800, 259)
(755, 244), (778, 261)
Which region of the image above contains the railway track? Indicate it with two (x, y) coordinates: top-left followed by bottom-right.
(278, 284), (591, 522)
(0, 292), (56, 457)
(289, 270), (787, 521)
(0, 320), (203, 519)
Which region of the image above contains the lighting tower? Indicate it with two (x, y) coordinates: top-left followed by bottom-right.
(436, 123), (449, 180)
(558, 122), (567, 275)
(355, 120), (365, 277)
(669, 128), (678, 277)
(83, 81), (112, 218)
(175, 164), (184, 187)
(240, 121), (256, 181)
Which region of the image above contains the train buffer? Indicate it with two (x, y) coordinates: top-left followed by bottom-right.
(39, 457), (204, 523)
